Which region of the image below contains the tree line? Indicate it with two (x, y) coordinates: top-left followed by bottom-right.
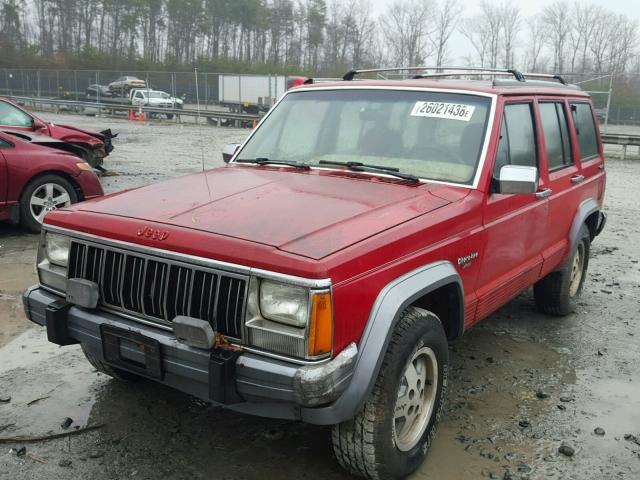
(0, 0), (638, 76)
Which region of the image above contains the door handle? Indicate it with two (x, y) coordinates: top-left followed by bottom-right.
(571, 175), (585, 184)
(535, 188), (552, 199)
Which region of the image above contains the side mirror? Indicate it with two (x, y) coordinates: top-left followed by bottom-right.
(222, 143), (240, 163)
(32, 118), (47, 131)
(496, 165), (538, 194)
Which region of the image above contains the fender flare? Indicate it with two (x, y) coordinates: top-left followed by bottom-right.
(300, 260), (463, 425)
(568, 198), (599, 256)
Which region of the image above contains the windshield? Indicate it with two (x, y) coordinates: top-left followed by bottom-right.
(235, 89), (492, 185)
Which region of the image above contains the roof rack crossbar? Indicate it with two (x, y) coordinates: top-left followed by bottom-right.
(342, 66), (527, 82)
(521, 72), (568, 85)
(342, 66), (568, 85)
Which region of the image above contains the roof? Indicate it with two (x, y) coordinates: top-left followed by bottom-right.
(293, 79), (591, 98)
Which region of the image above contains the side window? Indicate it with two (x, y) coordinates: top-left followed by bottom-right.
(493, 103), (537, 178)
(0, 101), (33, 128)
(539, 102), (573, 170)
(571, 103), (599, 160)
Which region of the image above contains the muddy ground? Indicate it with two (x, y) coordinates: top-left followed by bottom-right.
(0, 112), (639, 480)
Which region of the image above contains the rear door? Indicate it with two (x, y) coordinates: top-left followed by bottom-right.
(536, 99), (581, 275)
(477, 99), (549, 321)
(569, 100), (606, 212)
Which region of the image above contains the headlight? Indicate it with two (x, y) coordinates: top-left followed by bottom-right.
(45, 233), (71, 267)
(259, 280), (309, 327)
(75, 162), (92, 171)
(246, 278), (333, 360)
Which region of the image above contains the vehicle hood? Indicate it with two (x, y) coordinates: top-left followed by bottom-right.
(2, 129), (87, 159)
(2, 129), (67, 144)
(72, 166), (452, 260)
(46, 123), (105, 145)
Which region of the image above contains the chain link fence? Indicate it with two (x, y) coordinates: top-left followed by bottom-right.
(4, 68), (640, 127)
(0, 69), (294, 113)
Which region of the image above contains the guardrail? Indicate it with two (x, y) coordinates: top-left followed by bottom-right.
(5, 95), (260, 127)
(601, 133), (640, 159)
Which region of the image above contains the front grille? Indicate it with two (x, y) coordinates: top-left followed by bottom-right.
(68, 241), (248, 339)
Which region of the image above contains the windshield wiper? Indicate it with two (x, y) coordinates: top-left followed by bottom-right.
(318, 160), (420, 183)
(236, 158), (310, 170)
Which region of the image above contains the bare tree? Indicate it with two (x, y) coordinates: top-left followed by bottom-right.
(500, 3), (520, 69)
(380, 0), (434, 67)
(460, 0), (502, 68)
(523, 14), (545, 71)
(588, 11), (613, 73)
(570, 2), (599, 73)
(432, 0), (461, 67)
(541, 1), (571, 72)
(607, 15), (638, 73)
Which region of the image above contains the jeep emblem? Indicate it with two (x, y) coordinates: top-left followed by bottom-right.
(137, 226), (170, 241)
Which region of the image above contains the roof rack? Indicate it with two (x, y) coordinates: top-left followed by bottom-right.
(341, 66), (568, 86)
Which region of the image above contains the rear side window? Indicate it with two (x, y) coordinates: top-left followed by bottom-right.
(571, 103), (599, 160)
(540, 102), (573, 170)
(493, 103), (537, 178)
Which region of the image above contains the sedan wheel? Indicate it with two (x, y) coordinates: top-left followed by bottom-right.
(30, 183), (72, 224)
(19, 174), (79, 232)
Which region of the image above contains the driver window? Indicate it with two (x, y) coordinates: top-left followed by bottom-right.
(493, 103), (537, 178)
(0, 101), (33, 128)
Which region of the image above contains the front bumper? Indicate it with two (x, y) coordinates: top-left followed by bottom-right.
(23, 286), (356, 422)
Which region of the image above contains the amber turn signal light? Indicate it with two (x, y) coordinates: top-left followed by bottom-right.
(308, 292), (333, 357)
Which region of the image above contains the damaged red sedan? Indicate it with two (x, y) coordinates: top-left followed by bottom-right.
(0, 130), (103, 232)
(0, 97), (115, 170)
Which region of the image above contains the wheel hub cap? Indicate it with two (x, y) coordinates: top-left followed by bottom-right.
(569, 243), (585, 297)
(393, 346), (438, 452)
(29, 183), (72, 224)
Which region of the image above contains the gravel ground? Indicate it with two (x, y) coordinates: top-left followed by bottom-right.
(0, 112), (639, 480)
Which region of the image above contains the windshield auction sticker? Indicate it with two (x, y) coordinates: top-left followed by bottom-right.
(410, 101), (476, 121)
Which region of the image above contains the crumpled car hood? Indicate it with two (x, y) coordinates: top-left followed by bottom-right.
(75, 166), (452, 259)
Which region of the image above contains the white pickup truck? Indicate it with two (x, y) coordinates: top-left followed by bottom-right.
(86, 87), (183, 117)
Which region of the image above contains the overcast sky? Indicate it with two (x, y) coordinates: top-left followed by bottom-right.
(368, 0), (640, 64)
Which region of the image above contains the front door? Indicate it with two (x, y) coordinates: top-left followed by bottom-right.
(0, 99), (35, 133)
(476, 100), (549, 322)
(0, 141), (8, 217)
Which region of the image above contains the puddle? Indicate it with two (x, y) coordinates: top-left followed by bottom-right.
(0, 329), (104, 435)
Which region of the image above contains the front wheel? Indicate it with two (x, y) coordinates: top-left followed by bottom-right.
(332, 307), (448, 479)
(19, 174), (78, 232)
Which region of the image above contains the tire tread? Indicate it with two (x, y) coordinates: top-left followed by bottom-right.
(332, 307), (443, 479)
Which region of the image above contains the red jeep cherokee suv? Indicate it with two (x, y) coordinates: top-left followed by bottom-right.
(23, 68), (606, 479)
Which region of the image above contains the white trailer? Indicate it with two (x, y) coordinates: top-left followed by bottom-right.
(218, 74), (288, 114)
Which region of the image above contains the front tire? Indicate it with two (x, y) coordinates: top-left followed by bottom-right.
(534, 224), (591, 316)
(19, 174), (78, 233)
(332, 307), (448, 480)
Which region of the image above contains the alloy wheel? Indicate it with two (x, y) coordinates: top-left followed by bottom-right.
(29, 183), (72, 224)
(393, 346), (439, 452)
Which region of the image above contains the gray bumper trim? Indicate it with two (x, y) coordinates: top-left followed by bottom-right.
(22, 286), (355, 423)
